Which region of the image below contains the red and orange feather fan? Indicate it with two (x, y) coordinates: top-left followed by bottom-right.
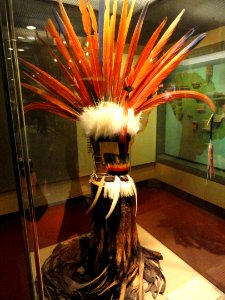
(20, 0), (216, 135)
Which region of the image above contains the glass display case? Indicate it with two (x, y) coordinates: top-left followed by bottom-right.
(0, 0), (225, 299)
(157, 43), (225, 182)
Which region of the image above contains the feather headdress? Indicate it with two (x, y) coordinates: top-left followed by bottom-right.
(20, 0), (216, 138)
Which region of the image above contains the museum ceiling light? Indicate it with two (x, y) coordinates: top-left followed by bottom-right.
(27, 36), (36, 40)
(26, 25), (36, 30)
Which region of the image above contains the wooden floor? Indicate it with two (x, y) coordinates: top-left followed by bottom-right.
(136, 182), (225, 293)
(0, 181), (225, 299)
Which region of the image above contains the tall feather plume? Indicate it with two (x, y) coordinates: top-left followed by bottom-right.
(20, 58), (82, 106)
(121, 2), (150, 83)
(80, 0), (103, 99)
(102, 0), (110, 98)
(78, 0), (91, 36)
(20, 0), (216, 132)
(35, 32), (83, 101)
(131, 10), (185, 98)
(150, 9), (185, 60)
(86, 0), (98, 34)
(118, 17), (168, 105)
(119, 2), (150, 105)
(108, 0), (117, 98)
(98, 0), (105, 68)
(112, 0), (134, 99)
(87, 4), (102, 98)
(22, 69), (82, 111)
(52, 8), (66, 39)
(45, 18), (92, 104)
(114, 0), (136, 99)
(58, 0), (95, 99)
(134, 18), (167, 77)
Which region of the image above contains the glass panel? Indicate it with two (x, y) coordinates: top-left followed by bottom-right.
(0, 36), (33, 300)
(155, 1), (225, 295)
(156, 1), (225, 183)
(0, 0), (44, 298)
(3, 1), (158, 299)
(157, 47), (225, 182)
(2, 0), (225, 299)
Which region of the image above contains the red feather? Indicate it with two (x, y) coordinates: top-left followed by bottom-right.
(112, 0), (128, 100)
(22, 83), (80, 118)
(134, 18), (167, 77)
(25, 102), (78, 120)
(78, 0), (91, 35)
(136, 90), (216, 114)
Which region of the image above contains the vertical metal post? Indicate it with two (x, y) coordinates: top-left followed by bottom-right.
(1, 0), (45, 298)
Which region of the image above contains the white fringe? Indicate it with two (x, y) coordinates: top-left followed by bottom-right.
(86, 175), (105, 215)
(104, 175), (137, 219)
(79, 102), (141, 139)
(88, 174), (137, 219)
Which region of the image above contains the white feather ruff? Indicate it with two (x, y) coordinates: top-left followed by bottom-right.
(79, 102), (141, 139)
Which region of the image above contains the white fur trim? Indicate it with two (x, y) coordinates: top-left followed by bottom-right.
(79, 102), (141, 139)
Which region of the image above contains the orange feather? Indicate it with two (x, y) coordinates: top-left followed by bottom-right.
(132, 10), (185, 91)
(113, 0), (136, 99)
(103, 0), (110, 98)
(25, 102), (78, 120)
(20, 58), (83, 106)
(127, 30), (195, 107)
(46, 19), (71, 62)
(22, 83), (80, 118)
(78, 0), (103, 99)
(87, 35), (104, 99)
(78, 0), (91, 35)
(108, 0), (118, 97)
(136, 90), (216, 114)
(22, 70), (80, 109)
(128, 33), (206, 109)
(150, 10), (185, 61)
(86, 0), (98, 34)
(121, 2), (149, 83)
(35, 32), (80, 92)
(45, 20), (92, 104)
(134, 18), (167, 77)
(85, 1), (103, 99)
(118, 18), (167, 105)
(58, 0), (93, 89)
(112, 0), (128, 99)
(129, 52), (188, 109)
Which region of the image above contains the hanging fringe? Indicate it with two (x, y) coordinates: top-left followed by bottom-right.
(207, 113), (215, 179)
(89, 174), (137, 219)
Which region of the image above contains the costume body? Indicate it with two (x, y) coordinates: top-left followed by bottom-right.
(20, 0), (216, 298)
(42, 134), (165, 299)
